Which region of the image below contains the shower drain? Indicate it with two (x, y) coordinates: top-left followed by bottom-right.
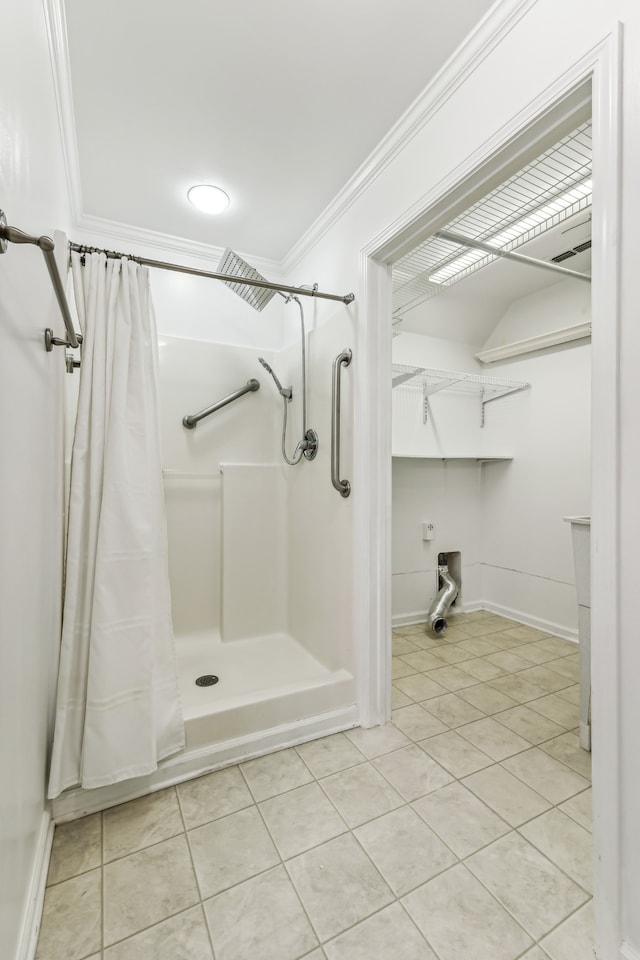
(195, 674), (219, 687)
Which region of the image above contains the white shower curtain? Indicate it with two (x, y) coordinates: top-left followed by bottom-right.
(48, 251), (184, 799)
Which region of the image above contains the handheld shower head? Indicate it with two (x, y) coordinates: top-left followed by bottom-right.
(258, 357), (292, 400)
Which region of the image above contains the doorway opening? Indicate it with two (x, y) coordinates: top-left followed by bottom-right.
(389, 106), (594, 949)
(360, 50), (622, 957)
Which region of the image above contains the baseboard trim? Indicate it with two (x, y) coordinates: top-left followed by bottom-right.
(393, 601), (578, 644)
(52, 704), (359, 823)
(481, 599), (578, 644)
(392, 603), (482, 628)
(15, 811), (54, 960)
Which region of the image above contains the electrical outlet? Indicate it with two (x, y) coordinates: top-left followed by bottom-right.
(422, 522), (435, 541)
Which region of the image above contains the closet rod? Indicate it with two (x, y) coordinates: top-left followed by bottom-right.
(436, 230), (591, 283)
(0, 210), (80, 348)
(68, 242), (355, 304)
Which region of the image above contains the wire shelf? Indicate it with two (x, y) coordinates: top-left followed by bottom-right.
(392, 364), (529, 426)
(392, 120), (592, 318)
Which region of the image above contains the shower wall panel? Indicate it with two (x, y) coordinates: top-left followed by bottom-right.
(164, 473), (221, 637)
(285, 317), (356, 675)
(157, 336), (277, 471)
(221, 464), (288, 641)
(158, 336), (282, 644)
(151, 266), (288, 349)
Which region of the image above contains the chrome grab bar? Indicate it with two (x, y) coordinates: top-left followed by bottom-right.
(0, 209), (80, 349)
(183, 378), (260, 429)
(331, 348), (352, 498)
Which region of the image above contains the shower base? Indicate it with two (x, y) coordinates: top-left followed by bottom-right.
(176, 631), (355, 751)
(51, 631), (356, 823)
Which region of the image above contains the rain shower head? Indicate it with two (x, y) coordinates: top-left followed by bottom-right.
(217, 248), (277, 312)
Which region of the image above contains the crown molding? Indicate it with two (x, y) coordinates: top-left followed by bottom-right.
(282, 0), (538, 273)
(42, 0), (83, 223)
(71, 214), (225, 263)
(44, 0), (536, 276)
(70, 213), (282, 274)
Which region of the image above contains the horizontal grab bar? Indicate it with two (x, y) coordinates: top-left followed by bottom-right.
(183, 378), (260, 429)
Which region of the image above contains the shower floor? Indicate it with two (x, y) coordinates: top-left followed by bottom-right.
(175, 632), (355, 750)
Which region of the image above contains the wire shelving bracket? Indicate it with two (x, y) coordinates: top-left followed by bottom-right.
(392, 364), (530, 427)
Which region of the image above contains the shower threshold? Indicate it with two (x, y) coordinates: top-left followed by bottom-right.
(175, 631), (354, 751)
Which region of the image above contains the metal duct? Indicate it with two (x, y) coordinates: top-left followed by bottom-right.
(426, 563), (459, 635)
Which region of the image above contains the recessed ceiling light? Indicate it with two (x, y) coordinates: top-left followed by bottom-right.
(187, 184), (230, 215)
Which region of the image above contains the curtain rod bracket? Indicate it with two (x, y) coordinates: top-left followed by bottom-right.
(44, 328), (83, 353)
(1, 208), (81, 348)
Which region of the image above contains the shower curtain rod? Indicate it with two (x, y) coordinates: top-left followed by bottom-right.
(68, 242), (355, 304)
(0, 210), (80, 348)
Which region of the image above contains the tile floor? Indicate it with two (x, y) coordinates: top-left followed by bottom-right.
(36, 611), (593, 960)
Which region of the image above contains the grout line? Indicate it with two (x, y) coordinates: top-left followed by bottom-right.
(49, 618), (592, 959)
(398, 899), (445, 960)
(460, 850), (588, 952)
(102, 903), (210, 955)
(199, 901), (218, 960)
(173, 783), (218, 959)
(391, 675), (586, 772)
(100, 824), (191, 868)
(557, 786), (593, 833)
(531, 897), (593, 951)
(45, 861), (105, 889)
(319, 893), (439, 956)
(252, 812), (322, 952)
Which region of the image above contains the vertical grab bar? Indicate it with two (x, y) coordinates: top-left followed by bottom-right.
(331, 348), (352, 498)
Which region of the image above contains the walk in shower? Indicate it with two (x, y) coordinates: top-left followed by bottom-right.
(146, 247), (357, 775)
(160, 331), (355, 759)
(34, 233), (359, 814)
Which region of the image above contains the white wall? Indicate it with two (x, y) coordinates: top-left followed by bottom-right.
(0, 3), (71, 957)
(479, 341), (591, 636)
(391, 333), (484, 620)
(483, 276), (591, 349)
(392, 458), (483, 622)
(286, 4), (640, 954)
(480, 283), (591, 637)
(151, 268), (290, 351)
(392, 332), (496, 458)
(391, 296), (590, 639)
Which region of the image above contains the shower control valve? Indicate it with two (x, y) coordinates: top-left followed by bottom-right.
(302, 428), (318, 461)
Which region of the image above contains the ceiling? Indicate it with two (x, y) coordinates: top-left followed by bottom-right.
(62, 0), (496, 261)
